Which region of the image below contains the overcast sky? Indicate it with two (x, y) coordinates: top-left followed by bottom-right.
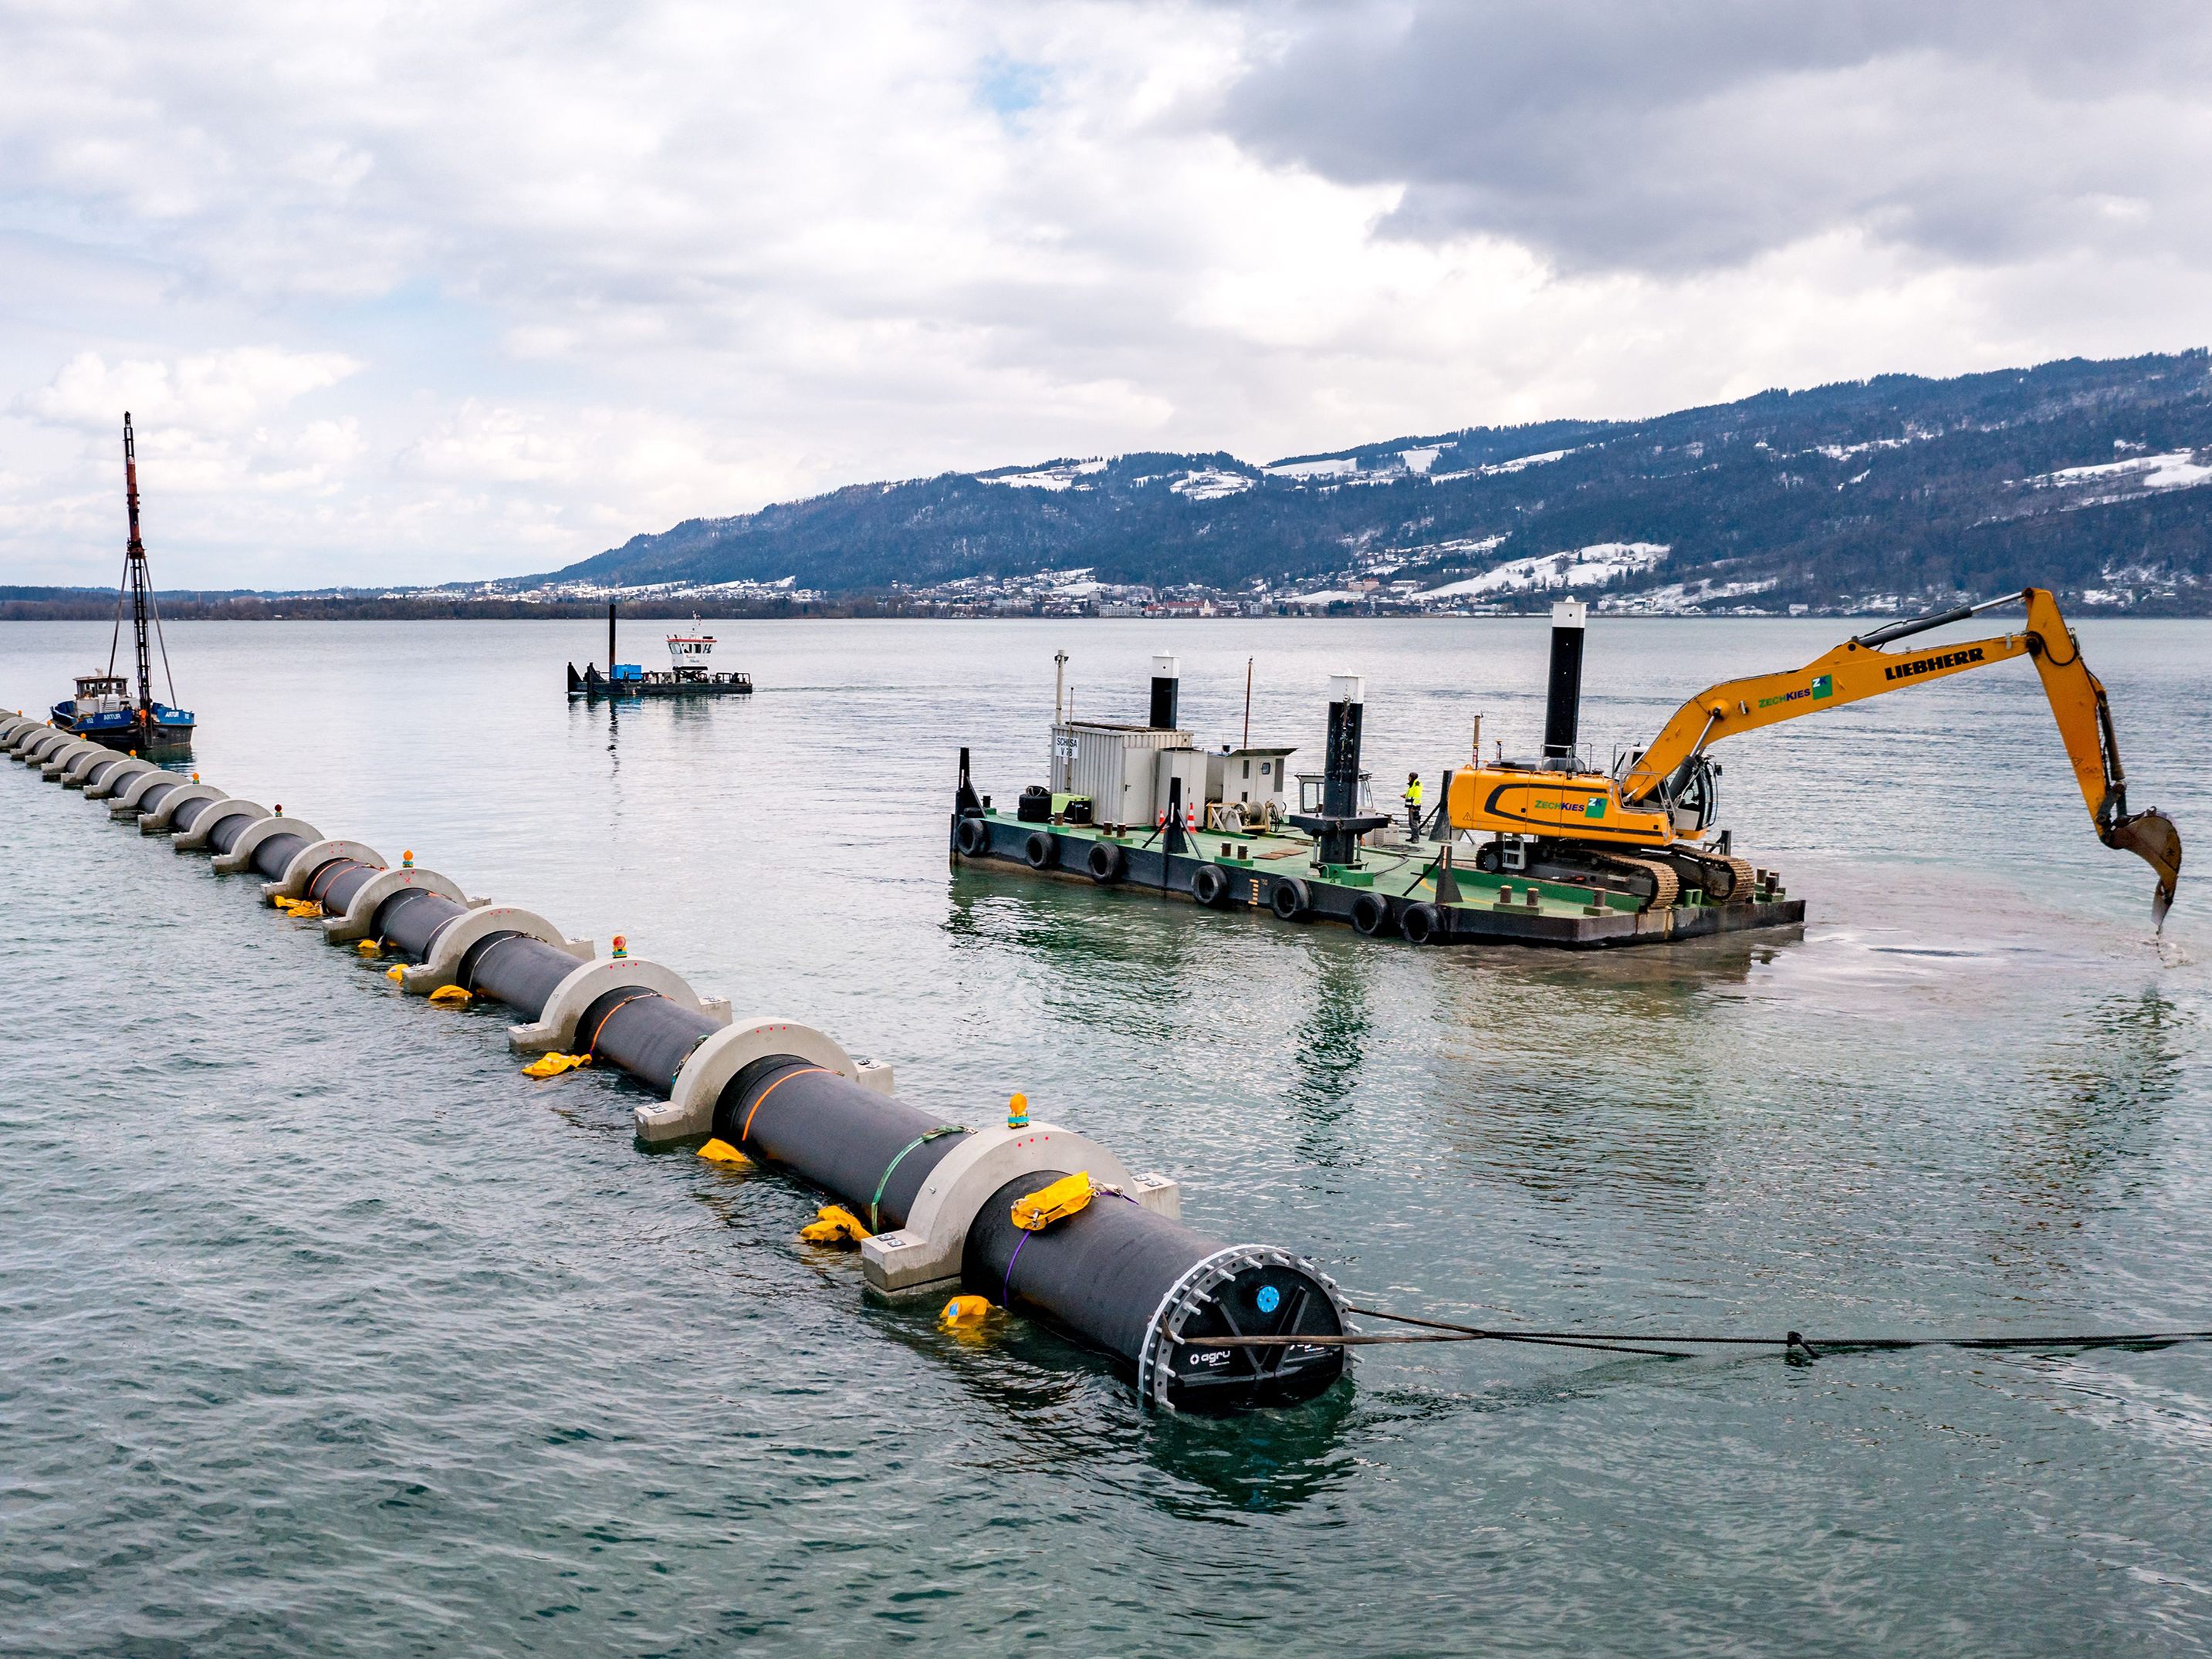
(5, 0), (2209, 589)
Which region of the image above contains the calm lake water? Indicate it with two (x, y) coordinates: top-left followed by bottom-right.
(2, 615), (2208, 1656)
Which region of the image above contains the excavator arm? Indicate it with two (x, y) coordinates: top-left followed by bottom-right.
(1618, 588), (2181, 926)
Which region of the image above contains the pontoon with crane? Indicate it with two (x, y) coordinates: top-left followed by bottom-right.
(49, 414), (194, 761)
(950, 593), (2180, 945)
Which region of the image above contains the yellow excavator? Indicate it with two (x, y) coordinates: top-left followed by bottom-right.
(1447, 588), (2182, 927)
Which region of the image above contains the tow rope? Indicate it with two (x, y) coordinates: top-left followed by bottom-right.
(1174, 1300), (2212, 1360)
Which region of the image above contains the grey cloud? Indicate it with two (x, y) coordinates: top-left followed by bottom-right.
(1220, 1), (2212, 272)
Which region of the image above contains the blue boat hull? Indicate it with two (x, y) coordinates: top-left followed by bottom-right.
(49, 702), (195, 761)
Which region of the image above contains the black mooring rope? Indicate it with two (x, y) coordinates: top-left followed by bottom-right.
(1174, 1300), (2212, 1360)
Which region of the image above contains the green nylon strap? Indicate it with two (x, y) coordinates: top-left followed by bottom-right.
(870, 1126), (969, 1232)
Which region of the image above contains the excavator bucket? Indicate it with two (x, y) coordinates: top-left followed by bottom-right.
(2104, 809), (2183, 932)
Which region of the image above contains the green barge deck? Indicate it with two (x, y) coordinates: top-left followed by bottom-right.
(951, 806), (1804, 948)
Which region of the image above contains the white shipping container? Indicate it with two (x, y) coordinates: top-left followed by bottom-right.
(1050, 722), (1192, 826)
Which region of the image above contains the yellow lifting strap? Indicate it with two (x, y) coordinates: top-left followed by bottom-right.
(1010, 1171), (1094, 1232)
(940, 1294), (993, 1327)
(695, 1137), (752, 1167)
(427, 984), (472, 1005)
(521, 1052), (590, 1079)
(798, 1205), (871, 1245)
(272, 897), (323, 918)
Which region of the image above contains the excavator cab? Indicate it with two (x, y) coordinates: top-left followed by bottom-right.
(1667, 755), (1721, 836)
(1612, 748), (1723, 837)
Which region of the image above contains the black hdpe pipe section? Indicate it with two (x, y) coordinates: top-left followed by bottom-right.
(171, 794), (220, 833)
(723, 1060), (1345, 1411)
(251, 832), (308, 880)
(377, 889), (466, 957)
(464, 934), (580, 1021)
(966, 1170), (1344, 1410)
(578, 987), (722, 1093)
(137, 780), (179, 817)
(719, 1058), (973, 1232)
(308, 859), (379, 911)
(208, 812), (256, 855)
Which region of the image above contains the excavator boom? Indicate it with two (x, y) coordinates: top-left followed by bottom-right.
(1617, 588), (2180, 925)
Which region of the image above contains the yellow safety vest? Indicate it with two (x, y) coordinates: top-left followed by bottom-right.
(1405, 780), (1423, 806)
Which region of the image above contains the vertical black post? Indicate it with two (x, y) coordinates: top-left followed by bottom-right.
(1149, 652), (1180, 729)
(955, 745), (982, 816)
(1165, 775), (1185, 860)
(608, 601), (617, 672)
(1322, 675), (1364, 819)
(1542, 599), (1587, 765)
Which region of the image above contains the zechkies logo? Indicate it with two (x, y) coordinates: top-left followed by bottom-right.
(1760, 674), (1835, 711)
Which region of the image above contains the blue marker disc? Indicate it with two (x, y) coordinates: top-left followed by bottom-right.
(1256, 1285), (1280, 1315)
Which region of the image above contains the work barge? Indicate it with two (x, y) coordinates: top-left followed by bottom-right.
(568, 603), (752, 701)
(2, 711), (1343, 1414)
(953, 617), (1805, 948)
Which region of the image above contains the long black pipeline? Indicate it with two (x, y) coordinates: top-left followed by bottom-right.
(162, 797), (1351, 1413)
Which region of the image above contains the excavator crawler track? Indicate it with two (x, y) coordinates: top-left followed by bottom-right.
(1588, 851), (1680, 918)
(1669, 850), (1759, 904)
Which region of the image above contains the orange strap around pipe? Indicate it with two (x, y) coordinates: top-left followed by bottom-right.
(740, 1066), (830, 1142)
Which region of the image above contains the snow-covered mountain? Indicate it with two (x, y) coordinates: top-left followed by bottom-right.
(525, 350), (2212, 614)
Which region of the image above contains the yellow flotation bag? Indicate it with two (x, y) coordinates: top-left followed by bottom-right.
(1010, 1171), (1094, 1232)
(940, 1294), (993, 1327)
(798, 1205), (871, 1245)
(695, 1138), (752, 1167)
(427, 984), (471, 1005)
(521, 1052), (590, 1079)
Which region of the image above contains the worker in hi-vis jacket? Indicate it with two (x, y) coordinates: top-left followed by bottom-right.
(1403, 772), (1423, 837)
